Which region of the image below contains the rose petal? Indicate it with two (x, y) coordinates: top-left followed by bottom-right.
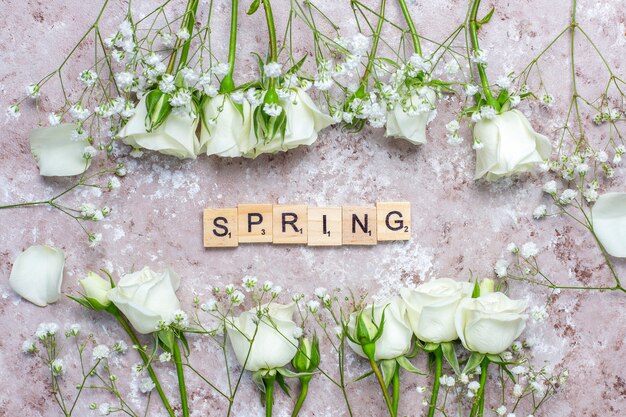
(592, 192), (626, 257)
(9, 245), (65, 307)
(29, 124), (91, 177)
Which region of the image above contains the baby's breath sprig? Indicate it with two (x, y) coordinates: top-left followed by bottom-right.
(0, 166), (121, 246)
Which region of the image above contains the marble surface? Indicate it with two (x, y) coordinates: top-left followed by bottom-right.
(1, 0), (625, 416)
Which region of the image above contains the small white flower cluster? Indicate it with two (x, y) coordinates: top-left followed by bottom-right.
(80, 203), (111, 221)
(104, 20), (137, 64)
(593, 107), (621, 124)
(35, 322), (59, 340)
(446, 119), (463, 145)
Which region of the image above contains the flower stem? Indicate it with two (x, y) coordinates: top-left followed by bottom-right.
(361, 0), (387, 83)
(263, 373), (276, 417)
(220, 0), (239, 93)
(172, 338), (190, 417)
(176, 0), (200, 72)
(468, 0), (497, 107)
(369, 358), (396, 417)
(427, 347), (442, 417)
(291, 379), (309, 417)
(114, 313), (175, 417)
(397, 0), (421, 55)
(469, 358), (490, 417)
(166, 0), (199, 74)
(262, 0), (279, 92)
(391, 364), (400, 416)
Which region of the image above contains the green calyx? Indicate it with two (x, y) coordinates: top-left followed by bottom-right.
(292, 336), (320, 375)
(145, 89), (172, 132)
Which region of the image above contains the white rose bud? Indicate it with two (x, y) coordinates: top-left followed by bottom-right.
(347, 297), (413, 360)
(455, 292), (528, 354)
(79, 271), (112, 308)
(199, 94), (253, 157)
(591, 192), (626, 257)
(107, 267), (181, 334)
(400, 278), (471, 343)
(118, 96), (200, 159)
(247, 88), (334, 157)
(9, 245), (65, 307)
(29, 124), (91, 176)
(226, 303), (298, 371)
(385, 88), (437, 145)
(473, 110), (551, 181)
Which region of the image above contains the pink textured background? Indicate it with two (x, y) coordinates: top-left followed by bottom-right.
(1, 0), (625, 416)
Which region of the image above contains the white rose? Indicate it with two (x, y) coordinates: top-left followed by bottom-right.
(592, 192), (626, 257)
(107, 267), (181, 334)
(473, 109), (551, 181)
(200, 94), (253, 157)
(247, 88), (334, 157)
(226, 302), (298, 371)
(347, 297), (413, 360)
(455, 292), (527, 354)
(385, 88), (437, 145)
(118, 96), (200, 159)
(400, 278), (471, 343)
(9, 245), (64, 307)
(79, 271), (112, 308)
(29, 124), (91, 176)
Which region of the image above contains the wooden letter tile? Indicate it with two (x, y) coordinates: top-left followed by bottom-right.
(308, 207), (342, 246)
(342, 206), (377, 245)
(203, 208), (238, 248)
(273, 205), (308, 244)
(238, 204), (273, 243)
(376, 202), (411, 241)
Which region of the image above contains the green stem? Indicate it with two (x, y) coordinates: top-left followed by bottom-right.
(369, 358), (396, 417)
(469, 358), (489, 417)
(113, 313), (175, 417)
(220, 0), (239, 93)
(291, 379), (309, 417)
(397, 0), (421, 55)
(263, 374), (276, 417)
(177, 0), (200, 72)
(172, 338), (190, 417)
(468, 0), (497, 107)
(165, 0), (199, 74)
(262, 0), (279, 92)
(570, 0), (583, 140)
(391, 365), (400, 416)
(361, 0), (387, 83)
(0, 201), (49, 209)
(427, 347), (442, 417)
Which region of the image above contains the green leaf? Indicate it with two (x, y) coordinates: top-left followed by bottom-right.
(380, 359), (397, 389)
(179, 332), (190, 355)
(247, 0), (261, 15)
(100, 269), (115, 288)
(405, 341), (421, 358)
(276, 367), (314, 379)
(422, 342), (440, 353)
(396, 356), (425, 375)
(67, 294), (95, 310)
(471, 280), (480, 298)
(463, 352), (485, 374)
(441, 342), (461, 375)
(285, 55), (307, 76)
(486, 354), (524, 366)
(479, 7), (495, 25)
(158, 329), (175, 354)
(252, 370), (266, 393)
(500, 363), (516, 383)
(144, 90), (172, 131)
(276, 372), (291, 397)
